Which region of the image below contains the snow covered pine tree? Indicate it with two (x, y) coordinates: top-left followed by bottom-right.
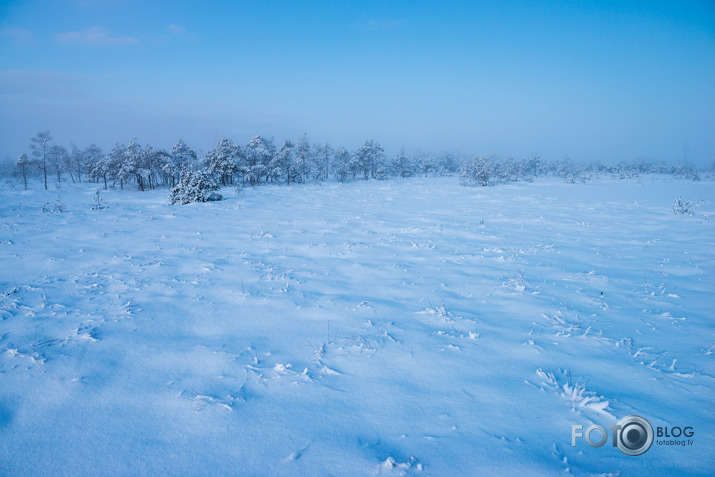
(169, 170), (223, 205)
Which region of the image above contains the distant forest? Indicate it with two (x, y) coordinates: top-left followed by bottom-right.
(2, 131), (710, 192)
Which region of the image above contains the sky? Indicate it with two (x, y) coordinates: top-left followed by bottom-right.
(1, 0), (714, 164)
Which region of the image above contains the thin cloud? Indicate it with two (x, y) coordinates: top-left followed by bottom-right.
(56, 27), (138, 46)
(166, 24), (194, 41)
(167, 24), (186, 34)
(0, 28), (35, 46)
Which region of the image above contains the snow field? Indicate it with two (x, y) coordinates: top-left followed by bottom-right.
(0, 176), (713, 475)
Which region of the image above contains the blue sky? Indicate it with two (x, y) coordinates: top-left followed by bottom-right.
(1, 0), (714, 163)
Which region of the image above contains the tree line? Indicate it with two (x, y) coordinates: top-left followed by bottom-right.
(8, 130), (709, 191)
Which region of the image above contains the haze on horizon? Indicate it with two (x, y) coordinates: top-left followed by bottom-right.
(1, 0), (714, 164)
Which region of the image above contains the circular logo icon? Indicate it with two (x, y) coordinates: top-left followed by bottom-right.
(616, 415), (654, 456)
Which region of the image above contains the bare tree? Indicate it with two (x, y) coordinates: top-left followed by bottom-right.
(49, 144), (68, 183)
(17, 153), (29, 189)
(30, 131), (52, 190)
(68, 143), (86, 183)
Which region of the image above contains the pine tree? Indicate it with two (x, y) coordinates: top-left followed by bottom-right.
(140, 145), (170, 190)
(66, 142), (88, 183)
(355, 139), (384, 180)
(89, 158), (109, 190)
(170, 139), (197, 186)
(205, 138), (239, 186)
(295, 133), (312, 183)
(48, 144), (68, 183)
(169, 170), (222, 205)
(414, 151), (435, 176)
(84, 144), (104, 185)
(393, 147), (410, 178)
(437, 152), (458, 175)
(332, 147), (350, 182)
(314, 142), (333, 181)
(122, 138), (144, 190)
(459, 155), (492, 186)
(273, 139), (295, 184)
(245, 135), (276, 185)
(107, 143), (127, 189)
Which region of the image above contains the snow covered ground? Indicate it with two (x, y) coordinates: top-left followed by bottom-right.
(1, 176), (713, 476)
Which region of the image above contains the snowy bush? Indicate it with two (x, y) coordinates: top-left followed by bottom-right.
(42, 195), (65, 213)
(670, 197), (707, 216)
(578, 171), (595, 183)
(674, 163), (700, 181)
(169, 170), (223, 205)
(671, 197), (697, 215)
(459, 155), (492, 186)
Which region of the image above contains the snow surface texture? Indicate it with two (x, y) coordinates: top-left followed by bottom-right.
(0, 177), (713, 476)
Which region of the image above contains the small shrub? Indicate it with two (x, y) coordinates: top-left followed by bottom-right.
(169, 170), (223, 205)
(671, 197), (696, 215)
(91, 190), (107, 210)
(42, 195), (65, 213)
